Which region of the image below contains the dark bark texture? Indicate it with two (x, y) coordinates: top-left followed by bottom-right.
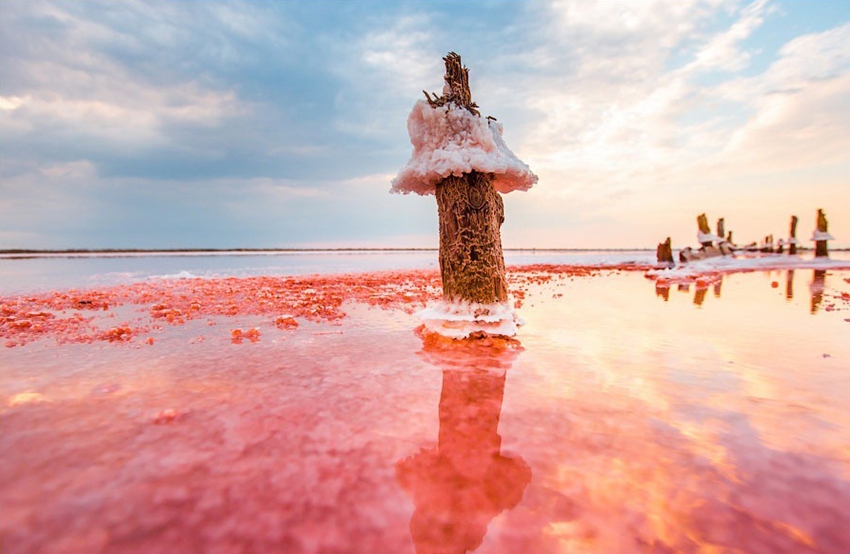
(656, 237), (674, 264)
(815, 209), (828, 257)
(426, 52), (508, 305)
(436, 172), (507, 304)
(697, 213), (713, 248)
(789, 215), (798, 255)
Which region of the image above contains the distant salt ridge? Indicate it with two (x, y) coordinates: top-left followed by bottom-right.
(391, 100), (537, 195)
(646, 254), (850, 280)
(151, 270), (202, 280)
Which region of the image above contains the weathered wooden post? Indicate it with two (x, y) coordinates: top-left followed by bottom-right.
(697, 213), (713, 248)
(812, 209), (832, 257)
(716, 217), (734, 255)
(788, 215), (798, 255)
(691, 213), (722, 259)
(392, 52), (537, 337)
(656, 237), (674, 266)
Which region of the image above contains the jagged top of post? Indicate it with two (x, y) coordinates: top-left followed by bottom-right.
(817, 209), (828, 232)
(422, 52), (480, 116)
(812, 208), (834, 241)
(391, 52), (537, 196)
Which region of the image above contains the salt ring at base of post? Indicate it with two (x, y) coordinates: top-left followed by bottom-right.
(810, 231), (835, 241)
(416, 301), (523, 339)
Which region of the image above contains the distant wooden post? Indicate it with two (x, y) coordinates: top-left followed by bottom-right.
(789, 215), (798, 255)
(815, 209), (829, 258)
(716, 218), (734, 254)
(697, 214), (713, 248)
(656, 237), (674, 266)
(428, 53), (507, 304)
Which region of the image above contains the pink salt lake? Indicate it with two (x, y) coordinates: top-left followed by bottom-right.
(2, 253), (850, 553)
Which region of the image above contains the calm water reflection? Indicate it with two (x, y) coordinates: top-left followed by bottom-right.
(397, 336), (530, 553)
(2, 268), (849, 553)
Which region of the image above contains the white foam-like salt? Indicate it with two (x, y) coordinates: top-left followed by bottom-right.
(153, 271), (199, 280)
(697, 231), (724, 244)
(811, 230), (835, 241)
(646, 254), (850, 281)
(391, 100), (537, 196)
(417, 299), (523, 339)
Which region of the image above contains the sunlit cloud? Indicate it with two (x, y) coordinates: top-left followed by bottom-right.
(0, 0), (847, 249)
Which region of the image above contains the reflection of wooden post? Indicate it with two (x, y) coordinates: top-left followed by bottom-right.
(697, 213), (712, 247)
(398, 335), (530, 554)
(815, 209), (829, 258)
(694, 287), (707, 306)
(811, 270), (826, 313)
(786, 269), (794, 300)
(789, 215), (798, 255)
(429, 53), (507, 304)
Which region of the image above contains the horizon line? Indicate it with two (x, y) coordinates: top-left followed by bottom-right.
(1, 246), (657, 255)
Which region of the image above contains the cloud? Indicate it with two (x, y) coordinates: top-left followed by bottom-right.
(1, 0), (848, 249)
(685, 0), (772, 72)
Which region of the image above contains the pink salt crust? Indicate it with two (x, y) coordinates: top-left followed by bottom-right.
(3, 266), (850, 553)
(1, 265), (640, 348)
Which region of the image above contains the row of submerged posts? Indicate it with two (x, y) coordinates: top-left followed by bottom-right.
(656, 209), (835, 266)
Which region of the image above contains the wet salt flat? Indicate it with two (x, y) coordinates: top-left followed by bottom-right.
(0, 249), (654, 295)
(2, 253), (850, 553)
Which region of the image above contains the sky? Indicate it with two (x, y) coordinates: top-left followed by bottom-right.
(1, 0), (849, 250)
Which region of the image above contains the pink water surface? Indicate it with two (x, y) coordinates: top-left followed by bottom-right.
(2, 265), (850, 553)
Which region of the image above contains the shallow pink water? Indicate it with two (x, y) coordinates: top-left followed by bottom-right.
(2, 266), (850, 553)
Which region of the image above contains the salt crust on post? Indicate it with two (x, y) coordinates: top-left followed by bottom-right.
(391, 100), (537, 196)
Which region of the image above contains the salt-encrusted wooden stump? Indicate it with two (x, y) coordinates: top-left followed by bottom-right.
(391, 52), (537, 338)
(694, 213), (722, 258)
(656, 237), (674, 266)
(716, 217), (734, 255)
(436, 171), (508, 303)
(813, 209), (833, 257)
(697, 214), (714, 249)
(789, 215), (798, 255)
